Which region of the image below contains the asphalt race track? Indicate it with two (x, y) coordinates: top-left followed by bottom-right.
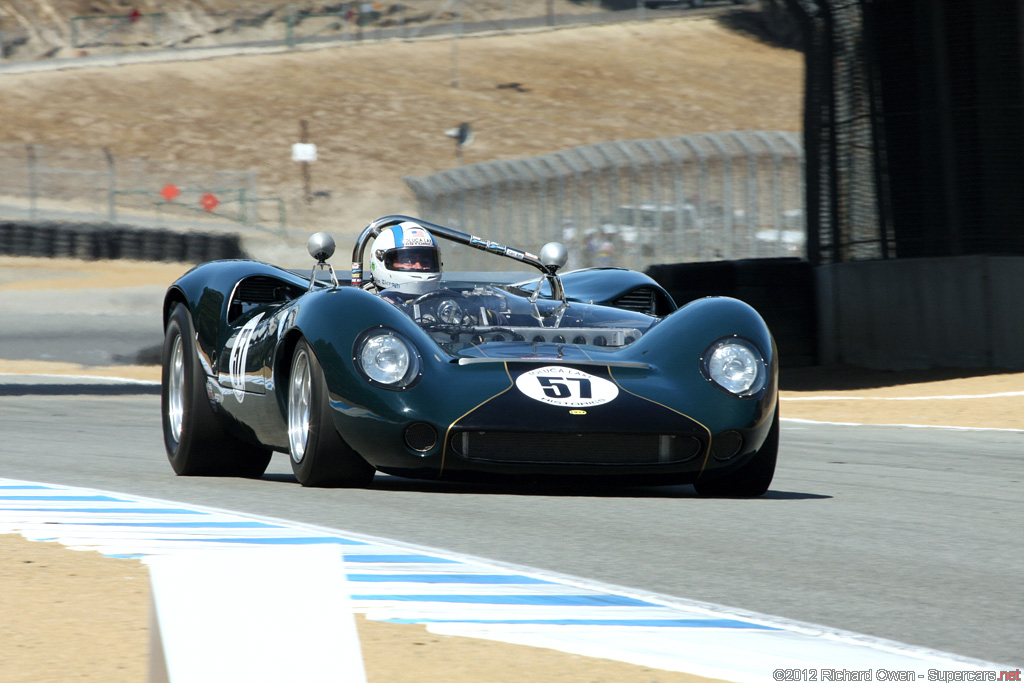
(0, 386), (1020, 666)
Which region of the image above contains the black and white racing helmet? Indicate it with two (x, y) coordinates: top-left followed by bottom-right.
(369, 221), (442, 295)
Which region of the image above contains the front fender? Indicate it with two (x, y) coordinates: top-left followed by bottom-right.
(164, 260), (310, 374)
(614, 296), (778, 433)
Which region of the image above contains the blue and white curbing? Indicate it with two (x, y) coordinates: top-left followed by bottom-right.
(0, 478), (1012, 682)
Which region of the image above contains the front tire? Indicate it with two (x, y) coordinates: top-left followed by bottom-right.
(288, 339), (375, 487)
(161, 303), (272, 478)
(694, 406), (779, 498)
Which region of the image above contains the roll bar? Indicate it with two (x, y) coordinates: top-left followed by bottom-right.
(350, 215), (546, 284)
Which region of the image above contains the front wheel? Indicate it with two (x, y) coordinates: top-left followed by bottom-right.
(288, 339), (375, 487)
(694, 406), (779, 498)
(161, 303), (272, 478)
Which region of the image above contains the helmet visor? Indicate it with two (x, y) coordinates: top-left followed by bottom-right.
(385, 247), (439, 272)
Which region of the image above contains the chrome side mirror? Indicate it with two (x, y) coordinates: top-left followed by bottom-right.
(539, 242), (569, 274)
(306, 232), (339, 290)
(529, 242), (569, 322)
(307, 232), (336, 263)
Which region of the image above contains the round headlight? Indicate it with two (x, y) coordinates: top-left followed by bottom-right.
(703, 337), (767, 397)
(357, 331), (416, 386)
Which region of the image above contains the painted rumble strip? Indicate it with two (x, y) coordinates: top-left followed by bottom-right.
(0, 479), (1008, 682)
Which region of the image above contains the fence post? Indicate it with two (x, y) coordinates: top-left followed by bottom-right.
(238, 188), (247, 223)
(492, 161), (520, 239)
(523, 158), (550, 247)
(275, 198), (287, 236)
(26, 145), (37, 221)
(701, 133), (735, 258)
(593, 143), (622, 234)
(730, 132), (760, 256)
(612, 142), (643, 269)
(475, 163), (502, 234)
(779, 131), (806, 238)
(575, 146), (604, 229)
(104, 147), (117, 222)
(540, 156), (567, 244)
(754, 131), (785, 251)
(555, 151), (586, 252)
(681, 135), (710, 260)
(656, 139), (687, 261)
(638, 139), (666, 233)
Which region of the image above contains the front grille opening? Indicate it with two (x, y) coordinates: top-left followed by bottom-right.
(451, 431), (702, 465)
(711, 431), (744, 461)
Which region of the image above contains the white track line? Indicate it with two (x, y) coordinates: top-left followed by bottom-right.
(782, 417), (1024, 433)
(783, 392), (1024, 401)
(0, 372), (158, 384)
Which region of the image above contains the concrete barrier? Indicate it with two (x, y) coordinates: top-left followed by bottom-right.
(646, 258), (818, 367)
(816, 255), (1024, 370)
(146, 547), (366, 683)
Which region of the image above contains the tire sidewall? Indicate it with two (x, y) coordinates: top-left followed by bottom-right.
(162, 302), (273, 478)
(162, 304), (202, 474)
(288, 338), (374, 487)
(289, 340), (322, 483)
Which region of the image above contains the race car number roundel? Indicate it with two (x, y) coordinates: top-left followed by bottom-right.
(515, 366), (619, 408)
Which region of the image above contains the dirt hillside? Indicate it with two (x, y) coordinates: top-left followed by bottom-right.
(0, 8), (803, 235)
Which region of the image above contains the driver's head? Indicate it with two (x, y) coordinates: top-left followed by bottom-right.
(369, 222), (442, 294)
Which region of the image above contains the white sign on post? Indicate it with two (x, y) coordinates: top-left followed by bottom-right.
(291, 142), (318, 163)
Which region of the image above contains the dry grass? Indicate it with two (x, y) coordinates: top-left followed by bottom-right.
(0, 11), (802, 234)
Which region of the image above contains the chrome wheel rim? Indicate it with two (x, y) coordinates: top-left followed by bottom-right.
(288, 348), (312, 464)
(168, 334), (185, 443)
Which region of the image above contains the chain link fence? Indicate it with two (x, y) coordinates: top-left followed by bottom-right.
(404, 130), (805, 272)
(0, 143), (286, 235)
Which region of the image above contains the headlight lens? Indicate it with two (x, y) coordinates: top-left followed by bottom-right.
(356, 330), (418, 387)
(702, 337), (767, 397)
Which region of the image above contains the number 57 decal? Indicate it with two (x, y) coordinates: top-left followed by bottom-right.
(537, 375), (592, 399)
(515, 366), (618, 407)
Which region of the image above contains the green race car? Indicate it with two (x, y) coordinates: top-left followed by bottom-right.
(161, 215), (778, 496)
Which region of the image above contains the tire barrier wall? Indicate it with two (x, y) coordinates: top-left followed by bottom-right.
(0, 220), (246, 263)
(816, 255), (1024, 370)
(645, 258), (817, 368)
